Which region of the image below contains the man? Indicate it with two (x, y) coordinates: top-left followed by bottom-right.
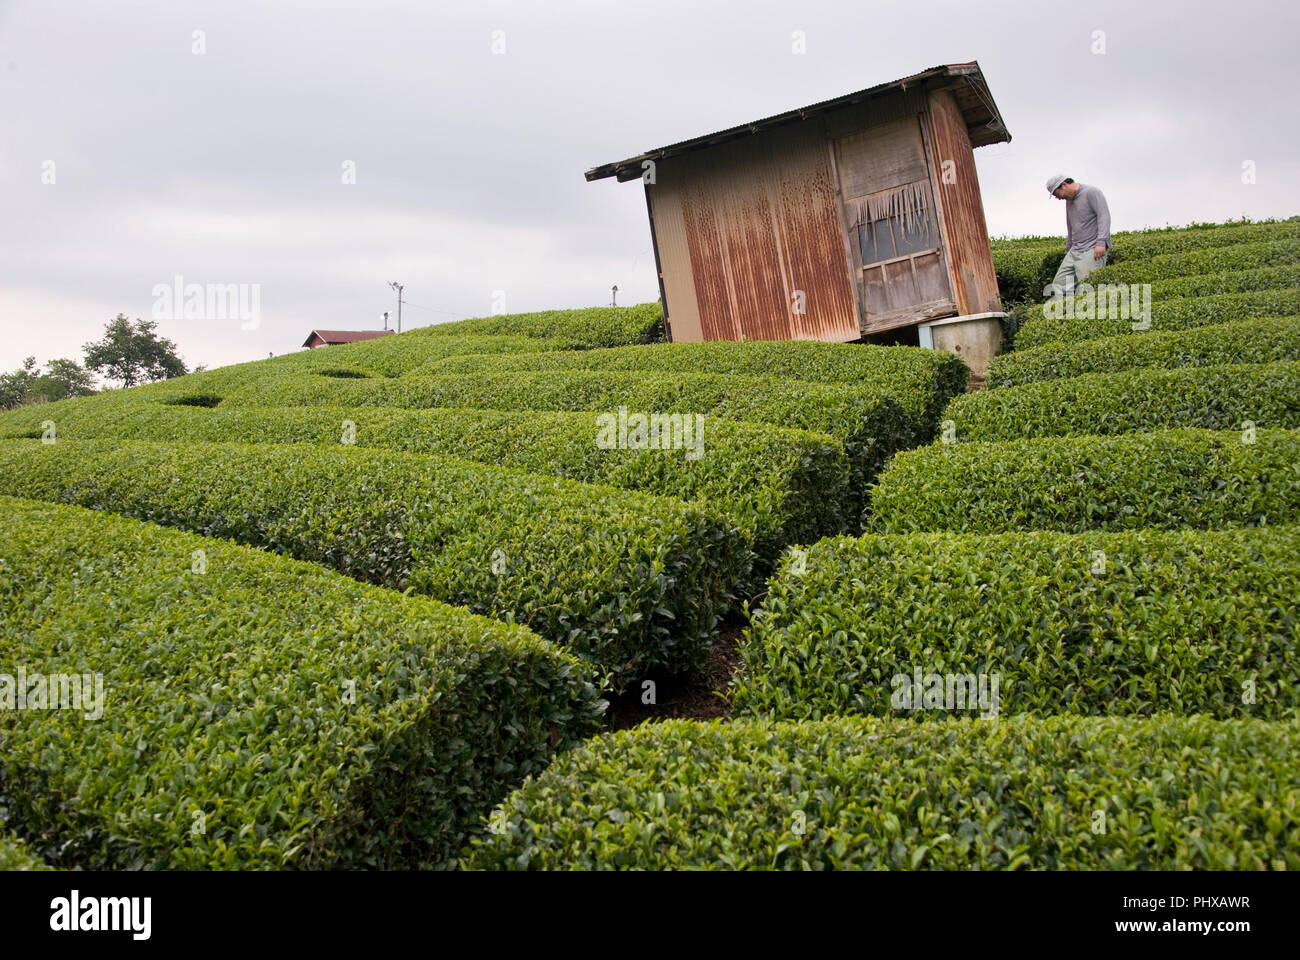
(1045, 175), (1111, 297)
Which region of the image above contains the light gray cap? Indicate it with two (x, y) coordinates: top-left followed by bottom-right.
(1046, 174), (1068, 194)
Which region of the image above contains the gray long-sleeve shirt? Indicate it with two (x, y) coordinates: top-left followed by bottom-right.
(1066, 183), (1112, 252)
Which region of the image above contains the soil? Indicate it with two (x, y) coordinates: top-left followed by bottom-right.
(604, 620), (745, 730)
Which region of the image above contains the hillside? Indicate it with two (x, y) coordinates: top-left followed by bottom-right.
(1, 216), (1297, 870)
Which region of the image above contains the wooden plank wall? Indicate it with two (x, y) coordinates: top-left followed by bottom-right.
(925, 88), (1003, 315)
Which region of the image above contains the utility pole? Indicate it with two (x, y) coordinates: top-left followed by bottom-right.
(387, 282), (405, 333)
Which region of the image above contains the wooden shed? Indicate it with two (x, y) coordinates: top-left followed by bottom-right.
(585, 62), (1010, 344)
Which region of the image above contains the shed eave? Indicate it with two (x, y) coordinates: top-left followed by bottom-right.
(584, 61), (1010, 183)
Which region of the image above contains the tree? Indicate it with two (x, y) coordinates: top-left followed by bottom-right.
(0, 357), (98, 410)
(0, 357), (39, 410)
(83, 314), (187, 387)
(31, 358), (97, 403)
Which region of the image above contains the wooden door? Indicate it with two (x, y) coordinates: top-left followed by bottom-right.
(832, 116), (956, 333)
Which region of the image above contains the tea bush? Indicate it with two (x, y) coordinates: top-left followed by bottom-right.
(944, 361), (1300, 441)
(465, 715), (1300, 869)
(1088, 239), (1300, 286)
(0, 496), (603, 869)
(986, 316), (1300, 387)
(1015, 288), (1300, 350)
(869, 428), (1300, 534)
(0, 833), (52, 871)
(411, 302), (664, 347)
(218, 370), (925, 499)
(992, 218), (1300, 305)
(992, 245), (1065, 304)
(733, 526), (1300, 721)
(0, 441), (749, 683)
(116, 335), (578, 397)
(425, 340), (969, 426)
(0, 403), (853, 570)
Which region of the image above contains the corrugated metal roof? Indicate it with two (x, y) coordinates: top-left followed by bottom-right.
(302, 330), (395, 347)
(586, 62), (1010, 183)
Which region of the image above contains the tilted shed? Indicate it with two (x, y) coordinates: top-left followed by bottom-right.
(586, 62), (1010, 343)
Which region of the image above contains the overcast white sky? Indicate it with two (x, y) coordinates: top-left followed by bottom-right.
(1, 0), (1296, 373)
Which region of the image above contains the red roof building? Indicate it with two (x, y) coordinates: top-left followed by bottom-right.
(302, 330), (396, 349)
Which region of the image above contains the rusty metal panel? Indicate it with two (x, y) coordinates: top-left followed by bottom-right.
(821, 88), (928, 141)
(674, 119), (860, 343)
(645, 172), (703, 341)
(925, 89), (1003, 315)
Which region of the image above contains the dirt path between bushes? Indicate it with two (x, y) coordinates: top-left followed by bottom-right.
(604, 622), (744, 730)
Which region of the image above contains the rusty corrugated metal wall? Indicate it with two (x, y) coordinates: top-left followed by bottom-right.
(925, 88), (1003, 315)
(647, 118), (859, 343)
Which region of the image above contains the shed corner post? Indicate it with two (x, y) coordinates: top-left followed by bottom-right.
(643, 179), (673, 342)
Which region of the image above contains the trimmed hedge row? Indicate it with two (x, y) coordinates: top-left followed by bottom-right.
(465, 715), (1300, 869)
(0, 441), (749, 684)
(987, 316), (1300, 387)
(944, 361), (1300, 441)
(218, 370), (926, 497)
(990, 218), (1300, 255)
(0, 496), (604, 869)
(733, 526), (1300, 721)
(1089, 239), (1300, 286)
(121, 334), (577, 398)
(869, 428), (1300, 534)
(412, 303), (665, 348)
(1015, 287), (1300, 351)
(236, 333), (573, 379)
(0, 403), (853, 568)
(992, 245), (1068, 304)
(992, 219), (1300, 305)
(425, 340), (970, 425)
(1103, 217), (1300, 262)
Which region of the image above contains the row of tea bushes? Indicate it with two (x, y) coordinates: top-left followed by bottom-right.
(991, 245), (1071, 304)
(985, 316), (1300, 387)
(1113, 264), (1300, 298)
(0, 403), (854, 571)
(991, 218), (1300, 256)
(943, 360), (1300, 441)
(1098, 217), (1300, 262)
(0, 496), (604, 869)
(991, 218), (1300, 305)
(731, 526), (1299, 721)
(228, 333), (575, 380)
(465, 714), (1300, 870)
(216, 370), (926, 498)
(1088, 238), (1300, 286)
(424, 340), (970, 427)
(411, 302), (665, 348)
(0, 440), (750, 684)
(119, 333), (578, 397)
(868, 428), (1300, 534)
(1014, 288), (1300, 351)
